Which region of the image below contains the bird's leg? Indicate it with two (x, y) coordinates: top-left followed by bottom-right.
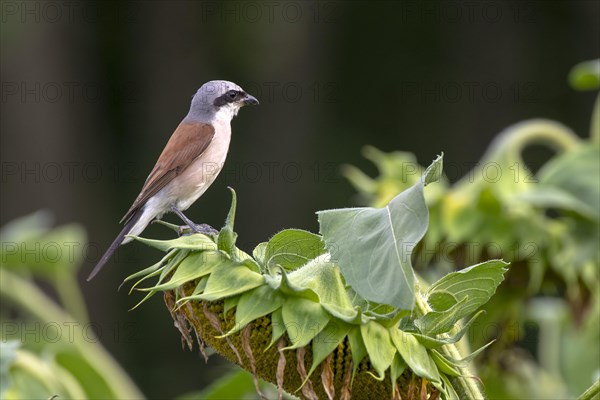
(170, 205), (218, 236)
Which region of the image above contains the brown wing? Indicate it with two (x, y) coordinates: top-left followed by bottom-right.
(120, 122), (215, 223)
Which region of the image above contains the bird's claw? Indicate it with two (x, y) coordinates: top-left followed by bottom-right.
(177, 223), (219, 237)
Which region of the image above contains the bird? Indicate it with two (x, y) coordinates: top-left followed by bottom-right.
(87, 80), (259, 281)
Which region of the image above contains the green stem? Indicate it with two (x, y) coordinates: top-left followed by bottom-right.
(0, 269), (144, 399)
(577, 379), (600, 400)
(486, 118), (580, 160)
(415, 291), (485, 399)
(455, 119), (581, 188)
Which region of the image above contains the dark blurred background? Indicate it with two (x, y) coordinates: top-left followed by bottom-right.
(1, 1), (598, 398)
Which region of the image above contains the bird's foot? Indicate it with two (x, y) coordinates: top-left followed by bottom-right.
(177, 223), (219, 237)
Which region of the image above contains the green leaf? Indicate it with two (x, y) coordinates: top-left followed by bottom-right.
(414, 296), (470, 335)
(268, 308), (286, 348)
(389, 353), (407, 388)
(411, 311), (485, 349)
(129, 290), (159, 311)
(129, 234), (217, 252)
(281, 297), (330, 350)
(222, 295), (239, 315)
(217, 188), (239, 258)
(200, 263), (264, 301)
(437, 374), (460, 400)
(426, 260), (509, 320)
(138, 251), (223, 292)
(306, 320), (351, 380)
(318, 155), (444, 310)
(0, 210), (53, 244)
(537, 143), (600, 220)
(275, 267), (320, 302)
(392, 329), (440, 383)
(121, 250), (175, 288)
(158, 250), (190, 283)
(264, 229), (326, 271)
(360, 321), (397, 380)
(222, 285), (283, 336)
(347, 326), (368, 381)
(286, 260), (359, 323)
(237, 256), (259, 271)
(177, 368), (259, 400)
(517, 187), (600, 220)
(128, 250), (189, 307)
(175, 276), (209, 310)
(429, 349), (461, 377)
(1, 222), (86, 275)
(252, 242), (267, 267)
(422, 154), (444, 185)
(441, 340), (496, 367)
(428, 290), (459, 311)
(54, 351), (114, 399)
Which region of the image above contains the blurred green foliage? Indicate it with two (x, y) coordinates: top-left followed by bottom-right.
(0, 212), (142, 399)
(1, 57), (597, 399)
(342, 61), (600, 399)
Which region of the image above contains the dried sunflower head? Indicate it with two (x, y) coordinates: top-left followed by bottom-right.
(126, 158), (507, 399)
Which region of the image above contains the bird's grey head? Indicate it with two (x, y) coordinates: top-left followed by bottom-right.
(188, 80), (258, 123)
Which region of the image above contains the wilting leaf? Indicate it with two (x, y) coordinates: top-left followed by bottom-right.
(281, 297), (330, 350)
(392, 329), (440, 383)
(264, 229), (326, 271)
(222, 285), (283, 336)
(138, 251), (223, 292)
(347, 327), (368, 380)
(307, 320), (351, 379)
(426, 260), (508, 322)
(318, 155), (443, 310)
(129, 234), (217, 253)
(389, 353), (407, 388)
(218, 188), (239, 257)
(286, 260), (359, 323)
(200, 263), (264, 301)
(360, 321), (397, 380)
(268, 308), (286, 348)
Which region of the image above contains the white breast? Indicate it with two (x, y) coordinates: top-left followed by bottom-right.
(149, 120), (232, 214)
(175, 121), (232, 211)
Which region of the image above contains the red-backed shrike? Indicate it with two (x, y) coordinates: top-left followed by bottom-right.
(87, 80), (258, 280)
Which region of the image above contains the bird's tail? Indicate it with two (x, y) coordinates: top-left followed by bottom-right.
(87, 210), (142, 281)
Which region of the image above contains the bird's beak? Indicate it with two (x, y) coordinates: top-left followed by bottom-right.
(243, 94), (259, 106)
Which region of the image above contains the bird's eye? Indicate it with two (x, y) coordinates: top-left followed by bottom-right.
(227, 90), (237, 99)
